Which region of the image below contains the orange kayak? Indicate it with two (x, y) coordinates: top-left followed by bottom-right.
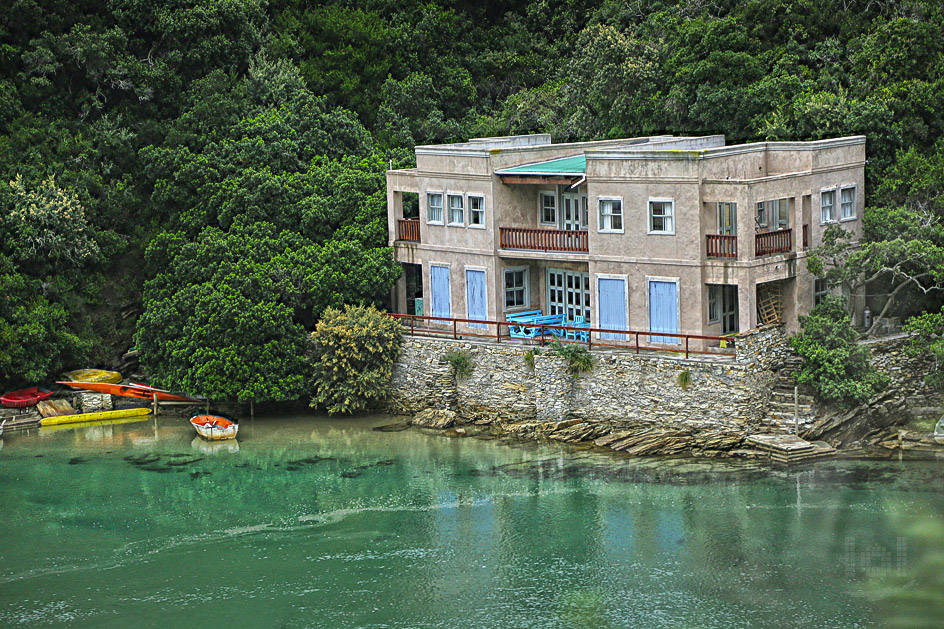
(57, 381), (201, 402)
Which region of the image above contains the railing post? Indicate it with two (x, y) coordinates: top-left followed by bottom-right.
(496, 321), (501, 343)
(635, 331), (640, 354)
(685, 336), (689, 359)
(410, 315), (415, 337)
(453, 319), (457, 340)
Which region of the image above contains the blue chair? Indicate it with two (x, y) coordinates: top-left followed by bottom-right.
(565, 316), (590, 342)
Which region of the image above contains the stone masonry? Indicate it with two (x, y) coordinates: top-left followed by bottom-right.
(387, 326), (791, 451)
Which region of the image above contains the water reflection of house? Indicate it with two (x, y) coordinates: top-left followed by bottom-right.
(387, 134), (864, 338)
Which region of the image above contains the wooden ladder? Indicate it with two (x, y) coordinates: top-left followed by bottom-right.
(757, 282), (784, 325)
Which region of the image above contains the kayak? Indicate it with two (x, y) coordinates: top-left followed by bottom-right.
(62, 369), (122, 384)
(57, 381), (201, 403)
(190, 415), (238, 441)
(1, 387), (53, 408)
(40, 407), (152, 426)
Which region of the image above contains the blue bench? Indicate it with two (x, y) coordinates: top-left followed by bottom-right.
(506, 311), (569, 339)
(564, 316), (590, 342)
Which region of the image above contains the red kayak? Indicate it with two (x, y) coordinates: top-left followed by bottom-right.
(1, 387), (53, 408)
(56, 381), (202, 403)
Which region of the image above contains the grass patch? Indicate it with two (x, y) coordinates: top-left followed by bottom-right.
(549, 340), (594, 377)
(443, 349), (474, 379)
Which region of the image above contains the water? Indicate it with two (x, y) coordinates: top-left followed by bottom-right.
(1, 414), (943, 628)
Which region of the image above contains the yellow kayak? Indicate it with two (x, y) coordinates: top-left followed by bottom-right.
(40, 407), (152, 426)
(40, 415), (151, 432)
(62, 369), (123, 384)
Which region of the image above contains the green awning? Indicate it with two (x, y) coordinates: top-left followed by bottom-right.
(495, 154), (586, 176)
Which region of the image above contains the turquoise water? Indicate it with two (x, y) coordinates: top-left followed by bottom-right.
(1, 414), (943, 628)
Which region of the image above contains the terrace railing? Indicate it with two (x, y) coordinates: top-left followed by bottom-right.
(499, 227), (588, 253)
(755, 228), (792, 256)
(706, 234), (737, 258)
(397, 218), (420, 242)
(387, 313), (736, 359)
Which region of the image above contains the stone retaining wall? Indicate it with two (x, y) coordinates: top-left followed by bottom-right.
(388, 326), (790, 441)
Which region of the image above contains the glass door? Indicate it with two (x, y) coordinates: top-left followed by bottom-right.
(562, 194), (582, 231)
(548, 268), (590, 322)
(718, 202), (736, 235)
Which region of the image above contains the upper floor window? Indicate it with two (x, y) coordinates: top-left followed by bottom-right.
(758, 198), (789, 230)
(469, 195), (485, 228)
(540, 191), (557, 225)
(448, 194), (464, 225)
(840, 186), (856, 220)
(820, 190), (836, 224)
(427, 192), (443, 224)
(580, 195), (589, 229)
(648, 199), (674, 234)
(598, 198), (623, 233)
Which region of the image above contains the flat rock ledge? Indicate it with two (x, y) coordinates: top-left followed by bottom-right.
(411, 408), (457, 429)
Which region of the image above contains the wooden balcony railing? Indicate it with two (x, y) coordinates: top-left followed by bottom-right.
(755, 228), (792, 256)
(397, 218), (420, 242)
(706, 234), (737, 258)
(499, 227), (588, 252)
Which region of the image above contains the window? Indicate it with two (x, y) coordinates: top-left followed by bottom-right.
(707, 285), (721, 323)
(469, 195), (485, 227)
(814, 278), (828, 305)
(598, 198), (623, 232)
(757, 198), (789, 229)
(427, 192), (443, 224)
(821, 190), (836, 224)
(540, 192), (557, 225)
(580, 195), (589, 229)
(447, 194), (464, 225)
(504, 267), (529, 309)
(717, 202), (736, 235)
(648, 199), (674, 234)
(840, 186), (856, 220)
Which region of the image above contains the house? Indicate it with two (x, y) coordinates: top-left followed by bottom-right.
(386, 133), (865, 344)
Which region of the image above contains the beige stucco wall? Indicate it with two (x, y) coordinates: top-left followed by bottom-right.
(388, 135), (866, 338)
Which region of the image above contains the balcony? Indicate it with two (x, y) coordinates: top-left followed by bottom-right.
(706, 234), (737, 258)
(397, 218), (420, 242)
(755, 228), (792, 257)
(499, 227), (588, 253)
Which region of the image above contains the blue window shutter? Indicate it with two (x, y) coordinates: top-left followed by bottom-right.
(466, 269), (487, 328)
(431, 266), (451, 318)
(649, 281), (679, 343)
(598, 278), (627, 340)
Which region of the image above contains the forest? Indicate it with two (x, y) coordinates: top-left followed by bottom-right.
(1, 0), (943, 402)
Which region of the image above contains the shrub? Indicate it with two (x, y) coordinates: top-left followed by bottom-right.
(790, 296), (887, 407)
(443, 349), (474, 379)
(308, 304), (403, 414)
(523, 348), (541, 370)
(549, 340), (594, 377)
(903, 307), (944, 390)
(678, 369), (691, 389)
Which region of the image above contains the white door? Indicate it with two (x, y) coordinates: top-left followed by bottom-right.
(562, 194), (581, 231)
(548, 268), (590, 322)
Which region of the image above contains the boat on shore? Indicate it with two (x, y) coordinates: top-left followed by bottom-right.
(57, 381), (201, 403)
(190, 415), (238, 441)
(40, 407), (153, 427)
(62, 369), (122, 384)
(1, 387), (53, 408)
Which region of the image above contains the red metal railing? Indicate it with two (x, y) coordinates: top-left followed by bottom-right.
(499, 227), (588, 252)
(755, 228), (792, 256)
(397, 218), (420, 242)
(706, 234), (737, 258)
(386, 313), (736, 358)
(802, 224), (809, 249)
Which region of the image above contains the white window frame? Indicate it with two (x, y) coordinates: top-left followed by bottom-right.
(598, 197), (624, 233)
(840, 185), (857, 221)
(503, 266), (530, 311)
(580, 194), (589, 229)
(813, 278), (828, 306)
(648, 198), (675, 235)
(468, 194), (485, 229)
(756, 201), (767, 228)
(426, 191), (444, 225)
(820, 188), (836, 224)
(447, 193), (464, 226)
(707, 285), (721, 323)
(539, 191), (557, 226)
